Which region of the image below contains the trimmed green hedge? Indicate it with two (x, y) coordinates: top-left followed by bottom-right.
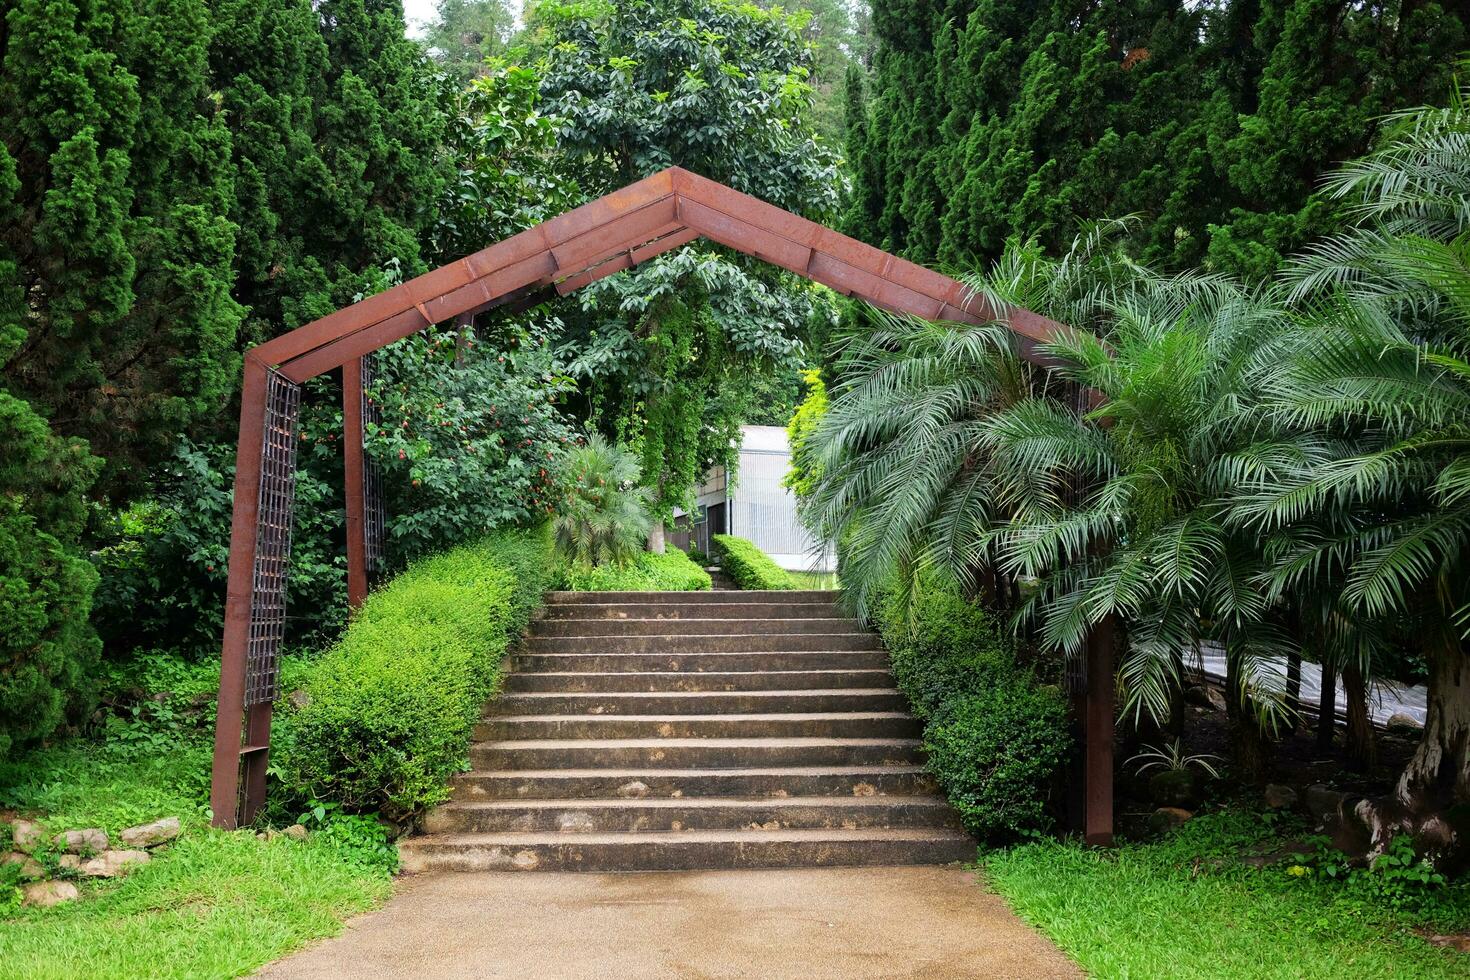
(711, 535), (794, 590)
(275, 524), (554, 823)
(555, 549), (711, 591)
(876, 581), (1071, 841)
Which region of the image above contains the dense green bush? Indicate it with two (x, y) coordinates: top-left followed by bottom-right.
(274, 524), (553, 823)
(556, 549), (711, 592)
(876, 580), (1071, 840)
(0, 390), (103, 760)
(711, 535), (794, 590)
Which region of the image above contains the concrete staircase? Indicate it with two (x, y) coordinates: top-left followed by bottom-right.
(398, 590), (973, 872)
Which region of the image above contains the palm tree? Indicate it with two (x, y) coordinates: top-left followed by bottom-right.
(983, 270), (1305, 778)
(1251, 84), (1470, 834)
(794, 221), (1137, 620)
(552, 434), (653, 567)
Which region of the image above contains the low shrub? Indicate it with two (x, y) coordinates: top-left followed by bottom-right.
(556, 549), (711, 591)
(875, 579), (1071, 840)
(274, 524), (553, 823)
(711, 535), (794, 590)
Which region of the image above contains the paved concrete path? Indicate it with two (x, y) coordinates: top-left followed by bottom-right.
(256, 867), (1080, 979)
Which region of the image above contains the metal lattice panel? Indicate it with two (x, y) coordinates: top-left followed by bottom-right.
(244, 369), (301, 707)
(361, 353), (387, 571)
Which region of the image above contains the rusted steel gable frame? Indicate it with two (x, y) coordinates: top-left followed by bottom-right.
(251, 166), (1070, 385)
(213, 167), (1104, 835)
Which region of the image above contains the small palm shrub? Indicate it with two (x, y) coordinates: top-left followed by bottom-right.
(711, 535), (794, 589)
(552, 435), (652, 568)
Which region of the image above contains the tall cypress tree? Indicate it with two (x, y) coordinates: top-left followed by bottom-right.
(1, 0), (239, 491)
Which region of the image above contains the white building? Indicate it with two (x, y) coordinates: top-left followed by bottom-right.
(670, 425), (835, 572)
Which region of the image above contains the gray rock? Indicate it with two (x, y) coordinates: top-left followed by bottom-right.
(1184, 684), (1227, 712)
(1150, 807), (1194, 833)
(78, 849), (150, 878)
(22, 880), (79, 907)
(1386, 712), (1423, 735)
(1303, 783), (1348, 823)
(282, 824), (309, 841)
(10, 819), (44, 854)
(1264, 784), (1298, 809)
(119, 817), (180, 848)
(3, 851), (44, 880)
(54, 828), (109, 855)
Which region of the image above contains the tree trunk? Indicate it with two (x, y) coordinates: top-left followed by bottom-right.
(1226, 643), (1267, 783)
(1397, 633), (1470, 807)
(1286, 652), (1302, 730)
(1316, 659), (1337, 752)
(1348, 631), (1470, 869)
(1343, 663), (1376, 773)
(647, 521), (666, 554)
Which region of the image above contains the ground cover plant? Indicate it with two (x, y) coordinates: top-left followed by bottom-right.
(983, 810), (1470, 979)
(711, 535), (795, 590)
(0, 654), (391, 979)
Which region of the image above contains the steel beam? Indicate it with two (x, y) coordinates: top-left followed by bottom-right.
(210, 356), (270, 829)
(343, 356), (368, 611)
(1084, 615), (1116, 846)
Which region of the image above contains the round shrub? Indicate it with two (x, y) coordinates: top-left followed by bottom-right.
(924, 684), (1072, 840)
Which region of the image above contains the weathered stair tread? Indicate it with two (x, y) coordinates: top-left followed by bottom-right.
(456, 763), (932, 778)
(433, 795), (952, 812)
(407, 587), (971, 871)
(396, 827), (976, 872)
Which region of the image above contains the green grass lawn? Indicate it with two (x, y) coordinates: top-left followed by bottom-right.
(0, 657), (393, 979)
(983, 812), (1470, 979)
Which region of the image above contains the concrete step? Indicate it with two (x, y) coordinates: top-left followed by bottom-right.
(546, 590), (837, 605)
(541, 602), (845, 621)
(510, 650), (891, 673)
(503, 669), (895, 694)
(491, 689), (907, 716)
(421, 795), (961, 834)
(397, 827), (976, 873)
(468, 737), (924, 770)
(534, 617), (862, 637)
(475, 712), (922, 741)
(525, 633), (883, 655)
(451, 765), (940, 801)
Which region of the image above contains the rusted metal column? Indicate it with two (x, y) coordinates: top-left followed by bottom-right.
(343, 357), (368, 611)
(210, 357), (270, 829)
(1084, 615), (1116, 846)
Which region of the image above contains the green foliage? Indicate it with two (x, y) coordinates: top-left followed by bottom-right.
(874, 580), (1070, 841)
(0, 0), (241, 494)
(422, 0), (516, 85)
(783, 368), (828, 500)
(431, 60), (578, 263)
(367, 322), (577, 564)
(0, 390), (103, 760)
(552, 435), (653, 568)
(984, 810), (1470, 978)
(555, 548), (712, 591)
(711, 535), (795, 590)
(92, 437), (348, 656)
(275, 525), (553, 822)
(531, 0), (840, 519)
(848, 0), (1466, 278)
